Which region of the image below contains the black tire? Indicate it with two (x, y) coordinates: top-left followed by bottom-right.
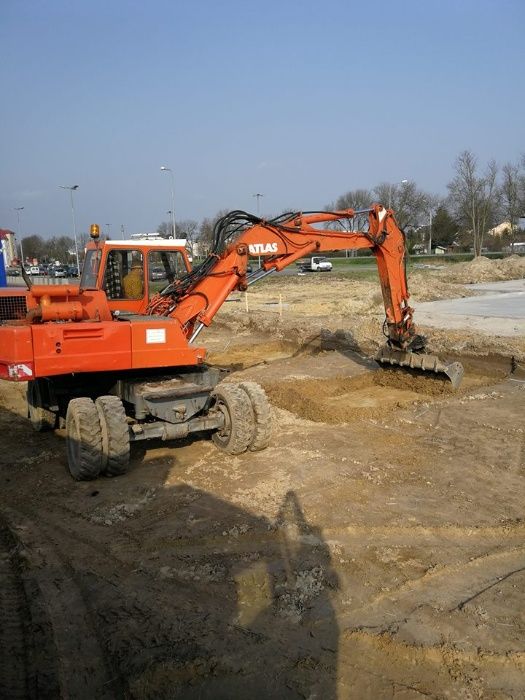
(95, 396), (130, 477)
(211, 384), (255, 455)
(238, 382), (273, 451)
(65, 398), (103, 481)
(27, 379), (55, 432)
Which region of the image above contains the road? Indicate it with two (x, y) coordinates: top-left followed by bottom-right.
(416, 279), (525, 336)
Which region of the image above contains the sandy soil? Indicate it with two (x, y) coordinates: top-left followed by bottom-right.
(0, 259), (524, 699)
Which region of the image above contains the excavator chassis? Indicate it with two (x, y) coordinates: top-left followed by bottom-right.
(27, 365), (273, 480)
(375, 346), (464, 389)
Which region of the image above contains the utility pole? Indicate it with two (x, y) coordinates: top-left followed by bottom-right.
(252, 193), (264, 267)
(14, 207), (24, 263)
(59, 185), (80, 272)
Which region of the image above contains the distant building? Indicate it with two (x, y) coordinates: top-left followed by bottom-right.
(504, 241), (525, 253)
(487, 221), (516, 237)
(0, 229), (16, 266)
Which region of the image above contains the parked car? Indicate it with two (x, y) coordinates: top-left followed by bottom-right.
(29, 265), (40, 275)
(6, 266), (21, 276)
(50, 266), (66, 278)
(39, 264), (49, 276)
(149, 266), (167, 281)
(66, 265), (79, 277)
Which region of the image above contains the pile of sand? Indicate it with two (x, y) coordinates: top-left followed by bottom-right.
(438, 255), (525, 284)
(407, 272), (472, 302)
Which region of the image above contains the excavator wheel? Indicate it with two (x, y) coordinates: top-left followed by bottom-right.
(65, 398), (104, 481)
(211, 384), (255, 455)
(27, 379), (56, 432)
(95, 396), (131, 477)
(238, 382), (273, 451)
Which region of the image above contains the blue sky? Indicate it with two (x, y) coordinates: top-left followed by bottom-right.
(1, 0), (524, 238)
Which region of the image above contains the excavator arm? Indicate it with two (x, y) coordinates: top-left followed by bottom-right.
(146, 205), (463, 387)
(148, 205), (419, 348)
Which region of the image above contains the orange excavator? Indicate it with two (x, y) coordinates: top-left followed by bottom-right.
(0, 205), (462, 480)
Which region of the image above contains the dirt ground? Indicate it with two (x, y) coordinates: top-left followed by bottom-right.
(1, 259), (524, 699)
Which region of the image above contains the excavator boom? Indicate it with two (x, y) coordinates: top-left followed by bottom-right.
(145, 205), (461, 386)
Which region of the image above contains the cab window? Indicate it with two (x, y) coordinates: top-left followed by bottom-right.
(81, 249), (102, 289)
(148, 250), (186, 298)
(104, 249), (144, 300)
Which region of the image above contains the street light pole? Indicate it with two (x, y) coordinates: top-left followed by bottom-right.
(59, 185), (80, 272)
(160, 166), (176, 237)
(428, 210), (433, 255)
(253, 193), (264, 216)
(14, 206), (24, 263)
(105, 224), (111, 239)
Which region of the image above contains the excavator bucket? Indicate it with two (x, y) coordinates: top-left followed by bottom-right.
(375, 346), (464, 389)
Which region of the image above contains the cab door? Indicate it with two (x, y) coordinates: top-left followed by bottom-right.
(103, 248), (149, 314)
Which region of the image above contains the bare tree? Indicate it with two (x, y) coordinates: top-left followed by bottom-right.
(500, 160), (524, 251)
(447, 151), (499, 257)
(46, 236), (75, 264)
(176, 219), (199, 255)
(157, 221), (172, 238)
(323, 189), (373, 232)
(374, 181), (431, 230)
(198, 210), (230, 257)
(326, 188), (373, 211)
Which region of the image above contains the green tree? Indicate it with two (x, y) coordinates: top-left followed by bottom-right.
(430, 206), (458, 248)
(22, 234), (46, 261)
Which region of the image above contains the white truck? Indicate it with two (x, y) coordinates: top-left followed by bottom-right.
(297, 256), (333, 272)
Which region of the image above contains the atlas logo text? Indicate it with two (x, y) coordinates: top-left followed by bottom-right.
(248, 243), (278, 255)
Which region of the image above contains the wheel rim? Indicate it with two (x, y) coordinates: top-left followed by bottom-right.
(213, 400), (232, 447)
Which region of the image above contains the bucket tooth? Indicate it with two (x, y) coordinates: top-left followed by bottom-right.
(375, 346), (464, 389)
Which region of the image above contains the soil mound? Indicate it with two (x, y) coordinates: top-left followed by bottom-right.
(438, 255), (525, 284)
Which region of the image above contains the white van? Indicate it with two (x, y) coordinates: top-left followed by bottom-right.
(297, 256), (333, 272)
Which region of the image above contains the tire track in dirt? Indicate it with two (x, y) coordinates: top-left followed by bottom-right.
(322, 521), (525, 545)
(340, 544), (525, 630)
(1, 507), (125, 699)
(0, 519), (33, 699)
(338, 629), (525, 699)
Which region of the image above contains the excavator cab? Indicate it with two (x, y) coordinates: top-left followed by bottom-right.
(81, 238), (192, 315)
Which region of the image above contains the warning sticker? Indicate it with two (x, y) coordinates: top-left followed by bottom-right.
(146, 328), (166, 344)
